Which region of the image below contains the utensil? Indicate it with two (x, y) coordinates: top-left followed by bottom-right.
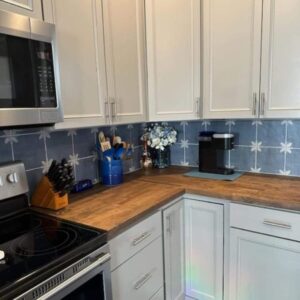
(98, 131), (106, 143)
(114, 147), (125, 160)
(46, 158), (74, 195)
(100, 141), (111, 152)
(113, 136), (122, 146)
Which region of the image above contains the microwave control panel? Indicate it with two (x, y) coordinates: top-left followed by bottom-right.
(34, 41), (57, 108)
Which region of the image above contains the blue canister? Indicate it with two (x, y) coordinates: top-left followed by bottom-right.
(100, 159), (123, 186)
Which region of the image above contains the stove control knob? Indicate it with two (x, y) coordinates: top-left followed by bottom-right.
(7, 172), (18, 184)
(0, 177), (3, 187)
(0, 250), (5, 260)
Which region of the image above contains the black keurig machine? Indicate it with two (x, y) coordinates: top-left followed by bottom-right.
(199, 131), (234, 175)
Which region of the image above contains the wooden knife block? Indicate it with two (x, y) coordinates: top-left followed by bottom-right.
(31, 176), (68, 211)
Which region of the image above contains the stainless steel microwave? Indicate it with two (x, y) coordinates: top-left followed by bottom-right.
(0, 10), (63, 128)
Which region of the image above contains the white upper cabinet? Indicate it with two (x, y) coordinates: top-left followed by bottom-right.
(0, 0), (43, 19)
(145, 0), (201, 121)
(50, 0), (108, 129)
(102, 0), (147, 124)
(203, 0), (262, 119)
(260, 0), (300, 118)
(185, 199), (223, 300)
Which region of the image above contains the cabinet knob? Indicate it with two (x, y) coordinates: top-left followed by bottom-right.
(7, 172), (18, 184)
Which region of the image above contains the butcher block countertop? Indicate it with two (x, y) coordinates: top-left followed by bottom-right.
(37, 167), (300, 238)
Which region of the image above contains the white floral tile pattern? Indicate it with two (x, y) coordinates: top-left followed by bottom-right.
(169, 119), (300, 177)
(0, 123), (144, 193)
(2, 120), (300, 194)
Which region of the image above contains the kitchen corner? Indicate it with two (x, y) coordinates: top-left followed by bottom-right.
(35, 166), (300, 240)
(2, 0), (300, 299)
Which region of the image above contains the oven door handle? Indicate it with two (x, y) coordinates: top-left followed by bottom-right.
(38, 252), (111, 300)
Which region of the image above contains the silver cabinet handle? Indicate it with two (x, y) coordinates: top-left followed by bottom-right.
(104, 101), (109, 121)
(252, 93), (257, 116)
(132, 231), (152, 246)
(110, 101), (114, 120)
(195, 97), (201, 117)
(110, 98), (117, 120)
(260, 92), (266, 116)
(263, 219), (292, 229)
(113, 101), (117, 118)
(166, 215), (171, 234)
(134, 271), (153, 290)
(195, 98), (199, 114)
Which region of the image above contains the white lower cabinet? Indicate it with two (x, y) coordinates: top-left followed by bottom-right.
(185, 199), (224, 300)
(110, 212), (163, 300)
(110, 196), (300, 300)
(163, 200), (185, 300)
(229, 228), (300, 300)
(229, 203), (300, 300)
(111, 237), (163, 300)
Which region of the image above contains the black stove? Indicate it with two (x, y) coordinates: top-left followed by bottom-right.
(0, 162), (110, 300)
(0, 209), (107, 299)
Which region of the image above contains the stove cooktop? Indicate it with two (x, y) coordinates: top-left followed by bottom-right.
(0, 209), (107, 299)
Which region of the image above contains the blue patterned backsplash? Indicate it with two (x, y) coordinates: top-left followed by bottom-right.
(1, 119), (300, 194)
(0, 124), (144, 193)
(168, 119), (300, 176)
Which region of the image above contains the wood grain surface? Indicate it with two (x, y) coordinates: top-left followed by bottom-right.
(37, 180), (184, 238)
(35, 167), (300, 238)
(138, 167), (300, 211)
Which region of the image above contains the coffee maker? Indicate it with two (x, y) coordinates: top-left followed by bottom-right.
(199, 131), (234, 175)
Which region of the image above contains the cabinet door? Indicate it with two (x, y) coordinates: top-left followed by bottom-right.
(146, 0), (201, 121)
(163, 201), (185, 300)
(229, 228), (300, 300)
(102, 0), (147, 124)
(0, 0), (42, 19)
(51, 0), (108, 129)
(202, 0), (262, 119)
(260, 0), (300, 118)
(185, 200), (223, 300)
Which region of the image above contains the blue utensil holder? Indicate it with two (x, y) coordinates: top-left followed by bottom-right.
(100, 159), (123, 186)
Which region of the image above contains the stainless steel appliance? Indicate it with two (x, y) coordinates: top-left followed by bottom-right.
(0, 10), (63, 127)
(0, 161), (112, 300)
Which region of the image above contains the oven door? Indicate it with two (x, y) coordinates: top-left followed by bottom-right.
(43, 253), (112, 300)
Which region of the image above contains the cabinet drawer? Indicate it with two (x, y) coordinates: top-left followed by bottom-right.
(111, 237), (163, 300)
(230, 203), (300, 241)
(109, 212), (162, 270)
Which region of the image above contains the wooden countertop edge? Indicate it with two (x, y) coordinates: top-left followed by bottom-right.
(106, 189), (185, 239)
(34, 168), (300, 238)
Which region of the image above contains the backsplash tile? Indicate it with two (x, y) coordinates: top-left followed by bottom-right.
(257, 120), (285, 147)
(0, 137), (13, 163)
(231, 146), (255, 171)
(169, 119), (300, 177)
(14, 133), (46, 170)
(0, 124), (144, 194)
(1, 119), (300, 195)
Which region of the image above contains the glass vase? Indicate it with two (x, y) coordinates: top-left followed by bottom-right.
(151, 146), (170, 169)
